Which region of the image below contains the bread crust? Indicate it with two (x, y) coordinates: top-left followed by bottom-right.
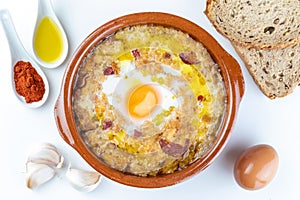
(205, 0), (300, 50)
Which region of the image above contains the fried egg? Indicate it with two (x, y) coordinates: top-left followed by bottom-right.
(102, 60), (179, 135)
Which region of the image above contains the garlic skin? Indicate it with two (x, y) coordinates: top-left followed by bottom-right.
(26, 162), (56, 189)
(27, 143), (64, 168)
(66, 166), (102, 192)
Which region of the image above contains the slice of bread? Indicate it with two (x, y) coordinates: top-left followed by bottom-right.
(205, 0), (300, 49)
(233, 42), (300, 99)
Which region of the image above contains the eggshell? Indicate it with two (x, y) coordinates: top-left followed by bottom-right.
(234, 144), (279, 190)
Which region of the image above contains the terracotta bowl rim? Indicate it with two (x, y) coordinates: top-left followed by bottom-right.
(54, 12), (245, 188)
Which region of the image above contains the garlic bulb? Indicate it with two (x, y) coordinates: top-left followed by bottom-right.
(27, 143), (64, 168)
(66, 166), (102, 192)
(26, 162), (56, 189)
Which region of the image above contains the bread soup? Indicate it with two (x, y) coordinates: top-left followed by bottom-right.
(72, 24), (227, 176)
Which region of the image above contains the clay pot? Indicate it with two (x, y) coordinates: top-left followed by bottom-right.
(54, 12), (244, 188)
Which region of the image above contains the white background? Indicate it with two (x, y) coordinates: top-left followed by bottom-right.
(0, 0), (299, 199)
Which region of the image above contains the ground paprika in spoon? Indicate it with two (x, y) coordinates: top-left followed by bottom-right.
(13, 61), (45, 103)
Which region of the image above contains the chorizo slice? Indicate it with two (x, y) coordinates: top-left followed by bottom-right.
(159, 139), (190, 157)
(179, 51), (200, 65)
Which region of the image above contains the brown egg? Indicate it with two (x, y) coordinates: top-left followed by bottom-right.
(234, 144), (279, 190)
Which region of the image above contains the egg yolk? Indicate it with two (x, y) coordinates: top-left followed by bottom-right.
(127, 84), (159, 119)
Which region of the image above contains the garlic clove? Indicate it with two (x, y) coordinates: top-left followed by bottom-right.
(26, 162), (56, 189)
(66, 166), (102, 192)
(27, 143), (64, 168)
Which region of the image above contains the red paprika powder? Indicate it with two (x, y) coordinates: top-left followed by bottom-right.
(13, 61), (45, 103)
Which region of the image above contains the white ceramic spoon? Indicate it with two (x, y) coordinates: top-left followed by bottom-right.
(0, 9), (49, 108)
(33, 0), (68, 69)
